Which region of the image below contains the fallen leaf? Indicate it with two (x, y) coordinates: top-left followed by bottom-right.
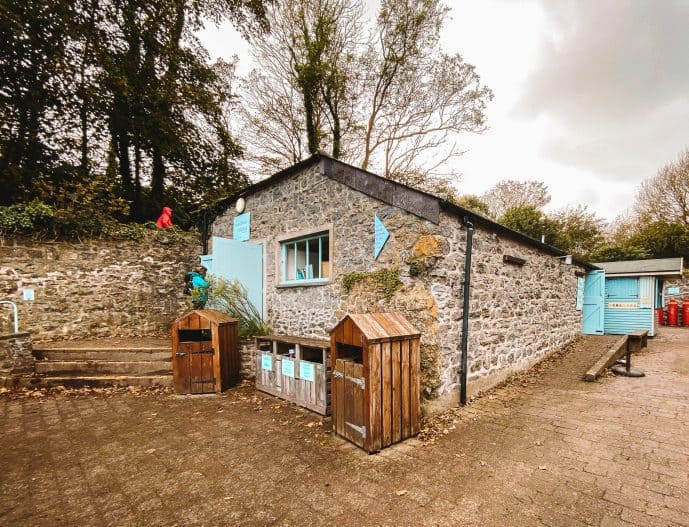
(480, 460), (487, 467)
(395, 490), (408, 496)
(538, 465), (547, 470)
(145, 448), (156, 454)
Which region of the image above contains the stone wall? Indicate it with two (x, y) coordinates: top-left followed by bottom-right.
(212, 163), (585, 412)
(0, 233), (200, 341)
(0, 332), (33, 387)
(663, 275), (689, 304)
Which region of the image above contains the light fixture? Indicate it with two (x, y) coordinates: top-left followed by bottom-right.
(236, 197), (246, 213)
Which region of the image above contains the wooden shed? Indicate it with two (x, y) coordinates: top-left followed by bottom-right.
(171, 310), (239, 394)
(330, 312), (421, 453)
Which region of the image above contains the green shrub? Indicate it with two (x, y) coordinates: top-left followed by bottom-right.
(204, 276), (271, 338)
(0, 201), (57, 236)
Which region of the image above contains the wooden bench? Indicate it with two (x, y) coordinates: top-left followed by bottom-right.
(628, 330), (648, 353)
(584, 330), (649, 381)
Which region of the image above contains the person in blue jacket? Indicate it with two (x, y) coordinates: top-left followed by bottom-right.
(188, 266), (209, 309)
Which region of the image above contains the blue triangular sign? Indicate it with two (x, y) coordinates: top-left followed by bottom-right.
(374, 214), (389, 260)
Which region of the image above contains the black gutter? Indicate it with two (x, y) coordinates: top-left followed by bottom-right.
(460, 217), (474, 406)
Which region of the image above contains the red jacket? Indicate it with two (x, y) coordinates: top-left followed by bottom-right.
(156, 207), (173, 229)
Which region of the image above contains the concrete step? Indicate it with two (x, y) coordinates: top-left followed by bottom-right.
(33, 348), (170, 362)
(35, 360), (172, 376)
(33, 375), (173, 388)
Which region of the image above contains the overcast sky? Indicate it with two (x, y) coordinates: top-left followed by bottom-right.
(197, 0), (689, 222)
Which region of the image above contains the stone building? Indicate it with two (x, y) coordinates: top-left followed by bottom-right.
(208, 154), (592, 412)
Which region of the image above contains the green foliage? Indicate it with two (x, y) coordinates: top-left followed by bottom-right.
(205, 276), (271, 338)
(341, 268), (402, 301)
(0, 199), (193, 241)
(0, 201), (56, 235)
(499, 205), (558, 243)
(0, 0), (268, 224)
(590, 221), (689, 263)
(453, 194), (491, 217)
(548, 205), (605, 259)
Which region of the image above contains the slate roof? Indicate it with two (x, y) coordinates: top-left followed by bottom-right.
(592, 258), (684, 277)
(209, 153), (597, 270)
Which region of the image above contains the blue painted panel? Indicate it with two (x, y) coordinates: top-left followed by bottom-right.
(603, 277), (652, 335)
(209, 236), (263, 318)
(606, 277), (638, 298)
(374, 214), (389, 259)
(233, 212), (251, 241)
(582, 270), (605, 334)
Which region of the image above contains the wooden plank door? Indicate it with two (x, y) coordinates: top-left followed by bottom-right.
(189, 339), (215, 393)
(334, 359), (365, 448)
(173, 329), (191, 393)
(583, 270), (605, 335)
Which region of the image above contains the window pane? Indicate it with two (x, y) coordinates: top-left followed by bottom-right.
(321, 235), (329, 278)
(296, 240), (307, 279)
(308, 238), (319, 278)
(285, 243), (296, 281)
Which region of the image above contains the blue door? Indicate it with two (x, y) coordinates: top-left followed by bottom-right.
(582, 270), (605, 334)
(201, 236), (263, 318)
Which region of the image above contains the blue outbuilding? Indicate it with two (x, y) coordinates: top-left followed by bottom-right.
(582, 257), (684, 336)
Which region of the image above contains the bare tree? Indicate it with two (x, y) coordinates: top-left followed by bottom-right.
(482, 180), (551, 219)
(238, 0), (492, 191)
(355, 0), (492, 183)
(634, 148), (689, 226)
(237, 0), (364, 173)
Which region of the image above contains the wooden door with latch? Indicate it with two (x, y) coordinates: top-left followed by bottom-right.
(173, 328), (215, 394)
(334, 358), (365, 448)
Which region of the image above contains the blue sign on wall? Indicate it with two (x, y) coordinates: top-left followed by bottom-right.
(233, 212), (251, 241)
(374, 214), (389, 260)
(300, 362), (315, 382)
(576, 277), (584, 311)
(668, 287), (680, 295)
(261, 354), (272, 371)
(282, 359), (295, 378)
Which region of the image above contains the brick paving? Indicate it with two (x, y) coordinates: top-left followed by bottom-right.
(1, 328), (688, 526)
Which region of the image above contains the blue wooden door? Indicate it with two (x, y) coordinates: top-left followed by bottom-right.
(582, 270), (605, 334)
(201, 236), (263, 318)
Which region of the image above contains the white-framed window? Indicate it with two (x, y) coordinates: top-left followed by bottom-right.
(279, 231), (330, 285)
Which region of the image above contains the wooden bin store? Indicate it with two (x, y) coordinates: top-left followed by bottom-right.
(171, 310), (239, 394)
(330, 312), (421, 453)
(255, 335), (331, 415)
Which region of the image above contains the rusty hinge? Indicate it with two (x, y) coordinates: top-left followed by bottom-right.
(192, 349), (215, 355)
(175, 351), (187, 357)
(347, 375), (365, 389)
(333, 371), (343, 379)
(345, 422), (366, 438)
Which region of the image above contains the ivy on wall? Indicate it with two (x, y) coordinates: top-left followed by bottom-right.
(341, 268), (402, 301)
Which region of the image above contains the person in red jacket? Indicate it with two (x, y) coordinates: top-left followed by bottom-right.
(155, 206), (173, 229)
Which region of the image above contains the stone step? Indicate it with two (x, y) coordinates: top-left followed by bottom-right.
(33, 348), (171, 362)
(35, 360), (172, 376)
(33, 375), (172, 388)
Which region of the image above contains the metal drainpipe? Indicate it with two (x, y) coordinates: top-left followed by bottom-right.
(460, 217), (474, 406)
(201, 210), (209, 255)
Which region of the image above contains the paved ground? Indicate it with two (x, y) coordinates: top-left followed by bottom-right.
(1, 328), (688, 526)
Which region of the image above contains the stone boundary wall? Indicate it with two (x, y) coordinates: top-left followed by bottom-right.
(663, 276), (689, 304)
(0, 234), (200, 341)
(0, 332), (33, 388)
(213, 165), (584, 412)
